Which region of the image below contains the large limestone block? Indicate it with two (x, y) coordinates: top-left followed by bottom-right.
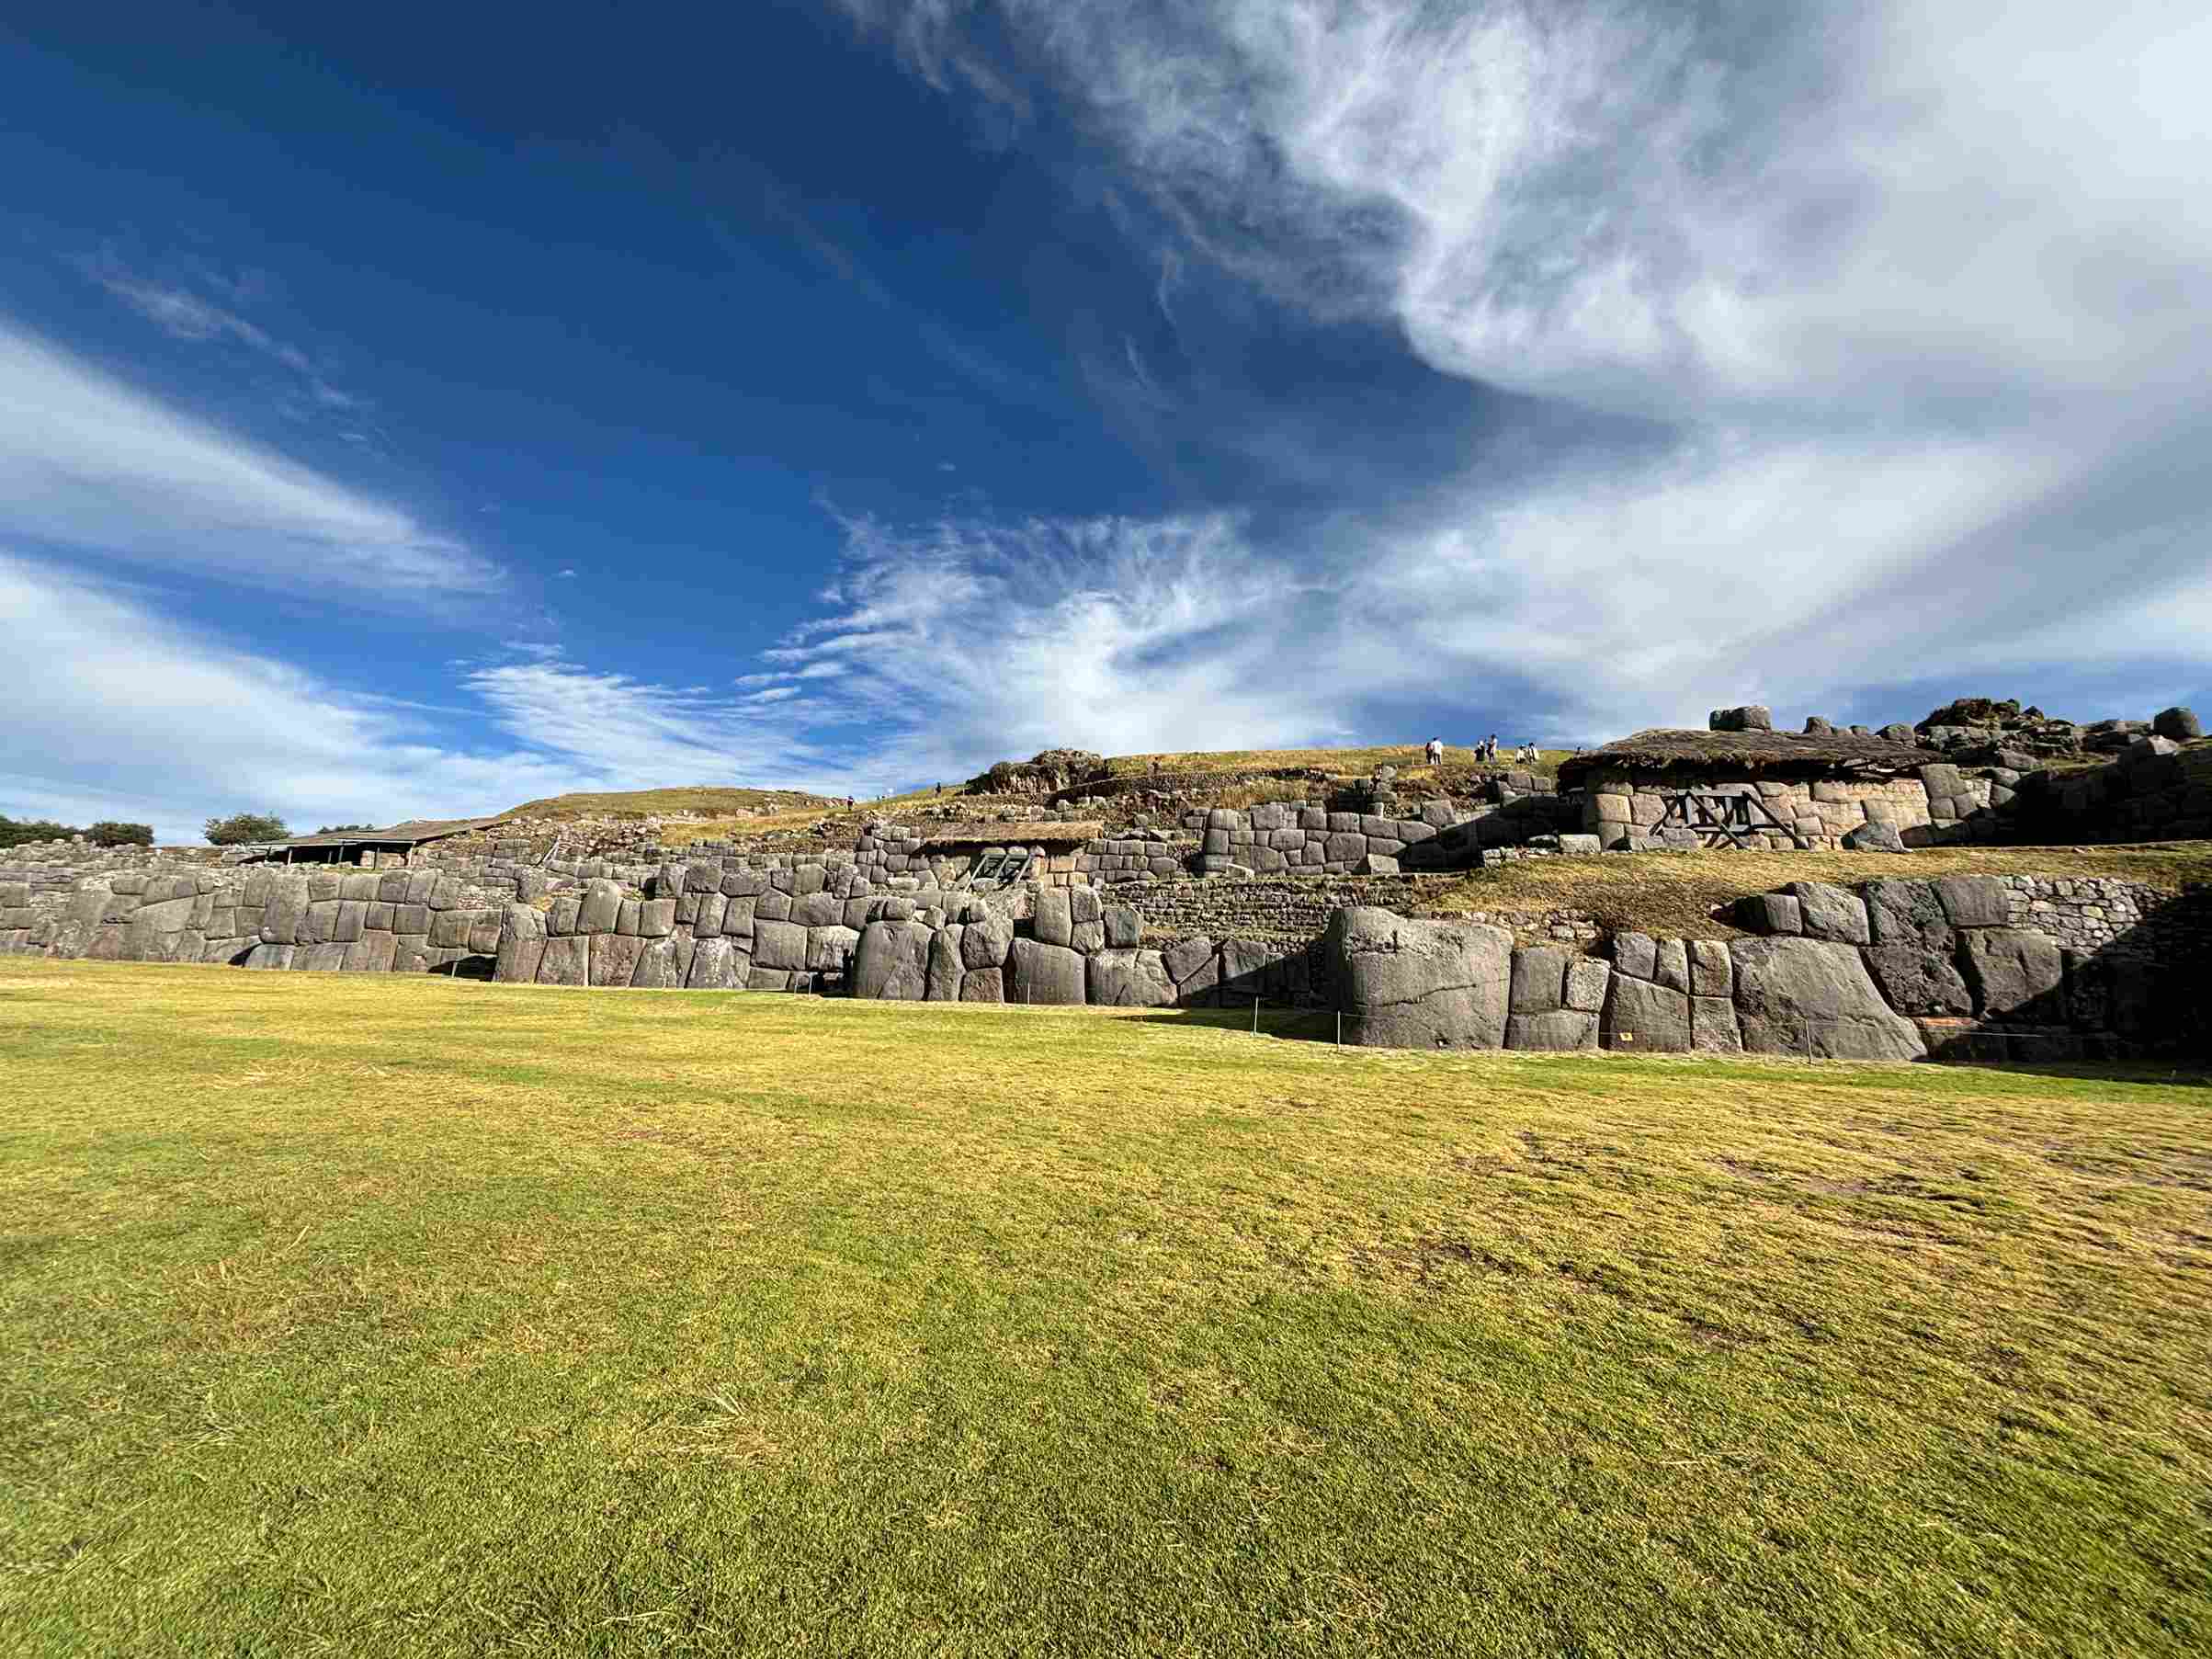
(430, 909), (474, 949)
(576, 880), (622, 935)
(297, 942), (348, 972)
(1784, 881), (1870, 946)
(1934, 876), (2009, 929)
(1730, 938), (1926, 1061)
(344, 932), (399, 973)
(123, 896), (197, 960)
(1007, 937), (1087, 1006)
(1087, 949), (1174, 1007)
(300, 899), (340, 946)
(722, 897), (756, 938)
(927, 928), (966, 1002)
(1691, 995), (1743, 1053)
(1104, 903), (1142, 949)
(1564, 958), (1612, 1012)
(961, 911), (1014, 969)
(1162, 935), (1214, 984)
(791, 892), (843, 928)
(494, 904), (548, 983)
(960, 967), (1004, 1004)
(392, 935), (436, 975)
(1327, 908), (1511, 1050)
(1032, 889), (1073, 948)
(808, 925), (860, 972)
(589, 932), (646, 987)
(753, 919), (809, 972)
(1510, 945), (1571, 1014)
(243, 942), (295, 971)
(1689, 939), (1731, 1001)
(637, 898), (677, 938)
(1864, 880), (1953, 951)
(1219, 938), (1286, 1005)
(685, 936), (738, 990)
(1611, 932), (1658, 982)
(1861, 945), (1973, 1017)
(630, 936), (683, 989)
(852, 920), (932, 1000)
(1958, 928), (2065, 1019)
(1602, 975), (1692, 1052)
(1505, 1010), (1598, 1051)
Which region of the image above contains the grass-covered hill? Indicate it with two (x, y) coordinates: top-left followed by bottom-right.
(501, 786), (840, 822)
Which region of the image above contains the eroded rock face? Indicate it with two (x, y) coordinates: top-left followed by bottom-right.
(1327, 907), (1510, 1050)
(1730, 937), (1926, 1061)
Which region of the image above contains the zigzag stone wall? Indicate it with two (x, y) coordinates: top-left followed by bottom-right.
(0, 869), (503, 973)
(1333, 874), (2206, 1061)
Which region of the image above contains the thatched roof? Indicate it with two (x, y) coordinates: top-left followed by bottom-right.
(1559, 729), (1923, 786)
(921, 820), (1104, 847)
(275, 814), (511, 849)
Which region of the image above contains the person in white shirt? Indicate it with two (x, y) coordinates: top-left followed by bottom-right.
(1424, 736), (1444, 767)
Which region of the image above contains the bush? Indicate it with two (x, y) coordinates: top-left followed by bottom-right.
(87, 821), (153, 847)
(0, 814), (83, 849)
(315, 824), (378, 835)
(204, 812), (289, 846)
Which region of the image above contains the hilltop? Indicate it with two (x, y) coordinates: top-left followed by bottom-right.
(500, 786), (840, 823)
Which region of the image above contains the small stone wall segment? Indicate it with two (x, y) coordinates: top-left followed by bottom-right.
(1330, 874), (2206, 1060)
(1163, 796), (1576, 879)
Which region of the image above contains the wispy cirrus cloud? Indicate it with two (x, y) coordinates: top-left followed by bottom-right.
(0, 319), (499, 599)
(827, 0), (2212, 732)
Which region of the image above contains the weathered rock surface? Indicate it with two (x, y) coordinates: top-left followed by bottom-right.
(1730, 938), (1926, 1060)
(1007, 937), (1086, 1005)
(1327, 907), (1511, 1049)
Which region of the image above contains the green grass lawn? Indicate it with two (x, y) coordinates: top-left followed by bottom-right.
(3, 961), (2207, 1656)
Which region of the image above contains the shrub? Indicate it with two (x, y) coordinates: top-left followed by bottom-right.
(86, 821), (154, 847)
(0, 814), (83, 848)
(203, 812), (289, 846)
(315, 824), (378, 835)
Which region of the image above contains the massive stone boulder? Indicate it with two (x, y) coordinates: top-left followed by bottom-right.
(1007, 937), (1086, 1005)
(851, 919), (931, 1000)
(1326, 907), (1511, 1050)
(1087, 949), (1174, 1007)
(1730, 938), (1926, 1061)
(1708, 704), (1773, 732)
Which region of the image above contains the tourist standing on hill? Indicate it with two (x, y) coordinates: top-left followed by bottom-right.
(1424, 736), (1444, 767)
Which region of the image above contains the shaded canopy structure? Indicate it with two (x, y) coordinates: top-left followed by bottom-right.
(258, 815), (512, 864)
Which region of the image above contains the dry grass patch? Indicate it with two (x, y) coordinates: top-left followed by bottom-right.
(504, 786), (838, 822)
(1423, 841), (2212, 937)
(1, 960), (2207, 1657)
(1106, 744), (1567, 781)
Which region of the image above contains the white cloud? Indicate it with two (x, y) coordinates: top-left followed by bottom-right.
(0, 320), (498, 598)
(87, 257), (367, 414)
(833, 0), (2212, 735)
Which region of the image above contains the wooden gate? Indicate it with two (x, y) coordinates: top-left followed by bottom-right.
(1654, 790), (1807, 849)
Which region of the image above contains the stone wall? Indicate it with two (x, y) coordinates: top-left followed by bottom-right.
(0, 868), (504, 974)
(1999, 739), (2212, 845)
(1333, 873), (2207, 1061)
(1167, 796), (1566, 876)
(1125, 873), (1468, 941)
(1579, 768), (1935, 849)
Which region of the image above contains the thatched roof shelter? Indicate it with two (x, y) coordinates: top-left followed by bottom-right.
(921, 820), (1104, 847)
(1558, 729), (1923, 788)
(269, 815), (512, 851)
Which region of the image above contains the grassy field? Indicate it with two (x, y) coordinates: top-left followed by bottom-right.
(3, 961), (2208, 1657)
(1424, 842), (2212, 937)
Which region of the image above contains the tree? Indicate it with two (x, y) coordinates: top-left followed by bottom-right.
(0, 814), (82, 849)
(315, 824), (378, 835)
(203, 812), (289, 846)
(86, 821), (153, 847)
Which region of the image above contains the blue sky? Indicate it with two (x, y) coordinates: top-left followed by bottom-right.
(3, 1), (2206, 842)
